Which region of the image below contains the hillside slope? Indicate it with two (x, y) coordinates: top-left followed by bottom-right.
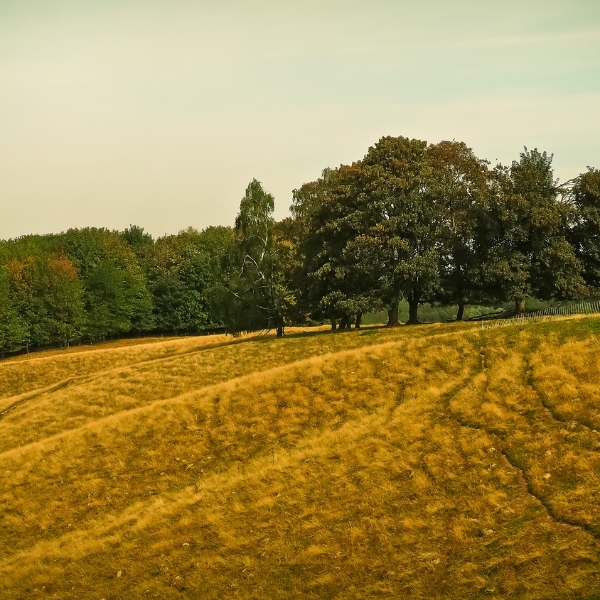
(1, 320), (600, 599)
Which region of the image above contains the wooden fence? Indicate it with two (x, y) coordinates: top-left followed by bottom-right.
(481, 301), (600, 329)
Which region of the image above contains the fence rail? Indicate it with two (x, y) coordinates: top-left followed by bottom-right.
(481, 301), (600, 329)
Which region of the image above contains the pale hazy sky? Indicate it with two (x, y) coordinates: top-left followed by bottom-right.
(1, 0), (599, 240)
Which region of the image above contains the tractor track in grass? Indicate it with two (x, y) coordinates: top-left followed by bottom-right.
(3, 319), (600, 600)
(0, 332), (328, 435)
(0, 363), (477, 576)
(456, 413), (600, 541)
(0, 335), (261, 410)
(0, 378), (75, 421)
(0, 402), (399, 570)
(444, 359), (600, 543)
(0, 323), (481, 408)
(0, 331), (481, 457)
(0, 340), (401, 457)
(524, 358), (600, 434)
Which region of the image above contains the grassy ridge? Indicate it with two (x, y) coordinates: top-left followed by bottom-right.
(1, 320), (599, 598)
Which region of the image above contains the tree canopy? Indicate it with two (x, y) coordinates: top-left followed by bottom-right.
(0, 136), (596, 355)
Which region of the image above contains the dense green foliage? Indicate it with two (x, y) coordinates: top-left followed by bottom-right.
(567, 168), (600, 290)
(291, 140), (590, 328)
(0, 136), (598, 354)
(227, 180), (291, 337)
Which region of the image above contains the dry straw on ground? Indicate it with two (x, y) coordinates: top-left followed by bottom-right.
(1, 319), (599, 598)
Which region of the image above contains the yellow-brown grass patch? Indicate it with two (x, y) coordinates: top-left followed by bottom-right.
(1, 319), (599, 598)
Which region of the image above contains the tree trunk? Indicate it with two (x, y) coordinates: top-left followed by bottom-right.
(330, 317), (337, 331)
(515, 298), (526, 314)
(276, 314), (284, 338)
(387, 302), (400, 327)
(406, 296), (420, 325)
(355, 312), (362, 330)
(456, 301), (465, 321)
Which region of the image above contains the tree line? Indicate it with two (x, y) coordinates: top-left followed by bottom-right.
(1, 136), (599, 355)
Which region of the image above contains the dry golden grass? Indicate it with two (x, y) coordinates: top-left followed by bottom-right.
(1, 319), (599, 598)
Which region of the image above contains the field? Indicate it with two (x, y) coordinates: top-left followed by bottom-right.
(1, 319), (600, 599)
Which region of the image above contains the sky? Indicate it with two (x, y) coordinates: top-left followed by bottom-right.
(1, 0), (599, 240)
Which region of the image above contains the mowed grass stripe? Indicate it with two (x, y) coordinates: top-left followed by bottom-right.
(2, 361), (598, 599)
(2, 319), (600, 599)
(0, 333), (252, 402)
(0, 326), (480, 454)
(0, 337), (477, 562)
(0, 401), (433, 584)
(0, 322), (477, 402)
